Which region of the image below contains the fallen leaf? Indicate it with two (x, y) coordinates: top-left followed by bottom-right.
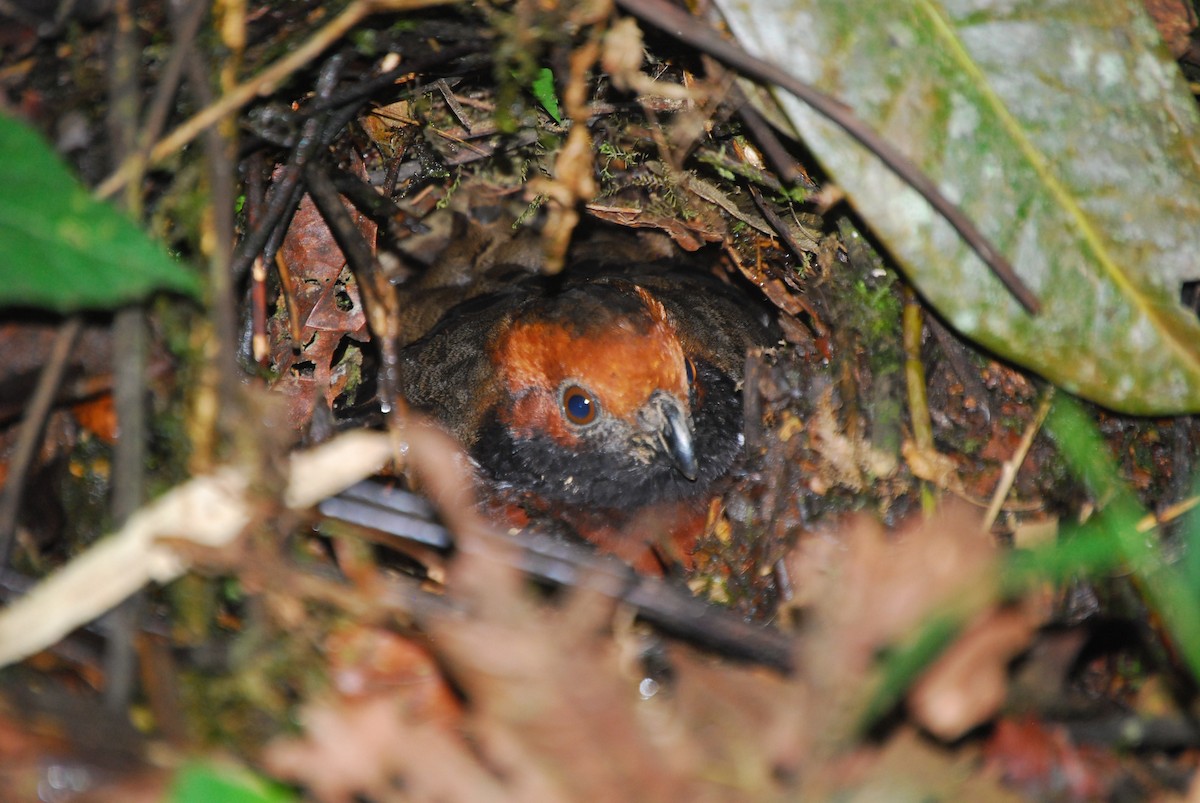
(908, 606), (1041, 741)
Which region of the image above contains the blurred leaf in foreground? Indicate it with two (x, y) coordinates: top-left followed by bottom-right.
(715, 0), (1200, 414)
(0, 113), (198, 311)
(170, 762), (295, 803)
(1040, 396), (1200, 680)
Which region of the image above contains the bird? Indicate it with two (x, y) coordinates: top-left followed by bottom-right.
(395, 261), (776, 573)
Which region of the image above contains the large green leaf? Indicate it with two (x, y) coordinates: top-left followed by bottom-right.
(715, 0), (1200, 414)
(0, 114), (198, 311)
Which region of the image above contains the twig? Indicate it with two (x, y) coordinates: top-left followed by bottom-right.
(1065, 714), (1200, 750)
(748, 184), (809, 263)
(0, 431), (396, 668)
(95, 0), (458, 200)
(322, 481), (795, 672)
(179, 1), (244, 446)
(230, 45), (465, 283)
(614, 0), (1041, 315)
(230, 46), (355, 284)
(106, 0), (148, 712)
(1137, 494), (1200, 534)
(0, 318), (83, 568)
(903, 288), (933, 453)
(130, 0), (208, 188)
(304, 162), (404, 412)
(729, 80), (811, 190)
(435, 77), (472, 132)
(982, 389), (1055, 532)
(231, 128), (316, 282)
(246, 150), (271, 363)
(108, 306), (147, 712)
(328, 164), (425, 240)
(927, 314), (992, 424)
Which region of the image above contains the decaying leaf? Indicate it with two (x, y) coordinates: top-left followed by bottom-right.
(715, 0), (1200, 414)
(269, 180), (372, 430)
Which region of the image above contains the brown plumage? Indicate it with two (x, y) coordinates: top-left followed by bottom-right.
(398, 263), (775, 572)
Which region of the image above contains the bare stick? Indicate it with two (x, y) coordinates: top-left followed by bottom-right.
(983, 389), (1055, 532)
(0, 318), (83, 567)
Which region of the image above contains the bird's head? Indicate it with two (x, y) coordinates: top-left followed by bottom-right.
(481, 282), (702, 505)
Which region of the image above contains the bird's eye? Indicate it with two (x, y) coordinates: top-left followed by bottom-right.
(685, 357), (696, 385)
(562, 385), (598, 425)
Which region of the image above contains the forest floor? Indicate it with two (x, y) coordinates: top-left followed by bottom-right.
(3, 1), (1200, 800)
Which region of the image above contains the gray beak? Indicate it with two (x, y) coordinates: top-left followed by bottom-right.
(660, 399), (699, 482)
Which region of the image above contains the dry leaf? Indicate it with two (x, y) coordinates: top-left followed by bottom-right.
(908, 606), (1040, 741)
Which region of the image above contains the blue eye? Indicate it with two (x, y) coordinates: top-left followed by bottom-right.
(685, 357), (695, 385)
(562, 385), (597, 425)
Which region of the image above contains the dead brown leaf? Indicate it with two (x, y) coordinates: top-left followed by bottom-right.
(798, 727), (1021, 802)
(805, 387), (898, 494)
(788, 502), (1000, 736)
(585, 202), (726, 251)
(908, 606), (1041, 741)
(268, 172), (373, 431)
(1144, 0), (1198, 57)
(265, 691), (515, 803)
(902, 439), (965, 495)
(983, 717), (1121, 801)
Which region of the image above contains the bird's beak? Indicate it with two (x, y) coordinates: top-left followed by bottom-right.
(659, 398), (699, 482)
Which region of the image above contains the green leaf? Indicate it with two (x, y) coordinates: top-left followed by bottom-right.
(170, 762), (296, 803)
(0, 113), (199, 311)
(859, 611), (961, 731)
(715, 0), (1200, 414)
(1038, 396), (1200, 679)
(531, 67), (563, 124)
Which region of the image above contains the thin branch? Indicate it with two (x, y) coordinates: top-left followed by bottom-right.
(94, 0), (458, 200)
(982, 388), (1055, 532)
(748, 184), (809, 263)
(0, 431), (396, 668)
(106, 0), (147, 713)
(182, 3), (246, 407)
(131, 0), (208, 186)
(903, 288), (934, 452)
(322, 480), (795, 672)
(0, 317), (83, 568)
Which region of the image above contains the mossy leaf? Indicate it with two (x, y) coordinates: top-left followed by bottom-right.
(716, 0), (1200, 414)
